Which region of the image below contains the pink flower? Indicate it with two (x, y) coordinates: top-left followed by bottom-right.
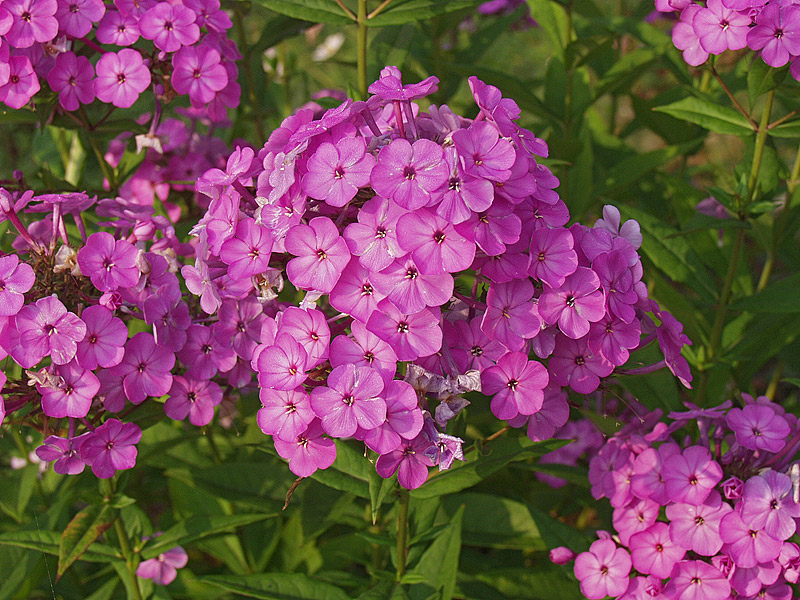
(371, 138), (449, 210)
(257, 388), (315, 442)
(360, 380), (423, 454)
(302, 137), (376, 207)
(727, 404), (790, 453)
(0, 254), (34, 316)
(366, 300), (442, 361)
(328, 259), (386, 324)
(94, 49), (151, 109)
(47, 51), (95, 111)
(109, 332), (175, 405)
(311, 364), (386, 438)
(371, 255), (453, 315)
(549, 334), (613, 394)
(138, 2), (198, 52)
(538, 266), (605, 339)
(4, 0), (57, 48)
(55, 0), (104, 37)
(368, 65), (438, 101)
(573, 539), (632, 599)
(38, 361), (99, 418)
(0, 55), (39, 109)
(273, 419), (336, 477)
(480, 279), (541, 352)
(740, 471), (800, 541)
(219, 219), (273, 281)
(164, 375), (222, 426)
(136, 546), (188, 585)
(35, 434), (88, 475)
(171, 45), (228, 106)
(256, 333), (309, 391)
(452, 122), (515, 182)
(375, 433), (435, 489)
(666, 492), (731, 555)
(78, 232), (139, 292)
(329, 320), (397, 383)
(342, 196), (406, 273)
(692, 0), (750, 55)
(96, 9), (139, 45)
(285, 217), (350, 293)
(481, 352), (548, 421)
(662, 445), (723, 505)
(75, 305), (127, 370)
(528, 227), (578, 288)
(663, 561), (730, 600)
(178, 324), (237, 379)
(80, 419), (141, 479)
(276, 307), (330, 368)
(396, 209), (475, 275)
(15, 295), (86, 366)
(747, 4), (800, 68)
(673, 6), (710, 66)
(629, 522), (685, 578)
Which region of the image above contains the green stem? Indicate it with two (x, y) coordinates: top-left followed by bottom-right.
(395, 489), (409, 583)
(707, 228), (745, 363)
(103, 480), (143, 600)
(757, 139), (800, 291)
(747, 90), (775, 205)
(357, 0), (368, 99)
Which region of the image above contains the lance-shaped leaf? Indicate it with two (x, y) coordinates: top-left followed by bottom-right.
(58, 504), (117, 578)
(654, 97), (755, 135)
(249, 0), (354, 25)
(198, 573), (351, 599)
(367, 0), (487, 27)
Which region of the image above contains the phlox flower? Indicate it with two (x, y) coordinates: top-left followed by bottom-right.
(343, 196), (406, 273)
(273, 419), (336, 477)
(302, 137), (376, 207)
(329, 320), (397, 383)
(78, 232), (139, 292)
(666, 492), (732, 556)
(276, 307), (330, 368)
(538, 266), (605, 339)
(164, 375), (222, 426)
(663, 560), (730, 600)
(219, 219), (273, 281)
(0, 55), (39, 109)
(630, 442), (681, 504)
(94, 49), (151, 109)
(692, 0), (750, 55)
(663, 445), (722, 505)
(480, 279), (541, 352)
(109, 332), (175, 405)
(95, 9), (139, 45)
(15, 295), (86, 366)
(35, 434), (88, 475)
(257, 388), (315, 442)
(171, 45), (228, 106)
(456, 200), (521, 256)
(549, 334), (613, 394)
(573, 539), (632, 599)
(371, 138), (449, 210)
(368, 65), (438, 101)
(524, 384), (569, 442)
(38, 361), (99, 418)
(747, 4), (800, 68)
(447, 317), (505, 373)
(396, 209), (475, 274)
(184, 0), (231, 31)
(178, 324), (237, 379)
(481, 351), (548, 421)
(75, 305), (127, 370)
(285, 217), (350, 293)
(366, 300), (442, 362)
(136, 546), (187, 586)
(4, 0), (57, 48)
(436, 148), (494, 224)
(142, 288), (191, 352)
(727, 404), (790, 453)
(138, 2), (198, 52)
(360, 380), (423, 455)
(588, 315), (641, 367)
(629, 522), (685, 578)
(740, 471), (800, 541)
(375, 433), (435, 490)
(46, 51), (95, 111)
(612, 498), (659, 545)
(528, 227), (578, 288)
(256, 333), (309, 391)
(371, 255), (453, 315)
(55, 0), (104, 37)
(328, 259), (386, 324)
(0, 254), (34, 316)
(310, 364), (386, 438)
(673, 5), (709, 67)
(452, 122), (515, 182)
(719, 508), (783, 568)
(80, 419), (141, 479)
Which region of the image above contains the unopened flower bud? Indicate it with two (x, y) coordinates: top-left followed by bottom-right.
(549, 547), (576, 565)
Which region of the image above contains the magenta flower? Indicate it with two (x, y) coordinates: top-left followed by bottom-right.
(665, 492), (732, 555)
(630, 442), (681, 505)
(219, 219), (273, 281)
(273, 419), (336, 477)
(360, 380), (423, 455)
(171, 45), (228, 106)
(673, 5), (709, 67)
(548, 335), (613, 394)
(75, 305), (127, 370)
(727, 404), (790, 453)
(456, 200), (522, 257)
(94, 49), (151, 109)
(310, 364), (386, 438)
(528, 227), (578, 288)
(285, 217), (350, 293)
(448, 316), (505, 373)
(663, 445), (723, 505)
(481, 279), (541, 352)
(178, 324), (237, 379)
(692, 0), (750, 55)
(55, 0), (104, 37)
(164, 375), (222, 427)
(38, 361), (99, 418)
(525, 384), (569, 441)
(396, 209), (475, 275)
(368, 65), (438, 101)
(452, 122), (515, 182)
(15, 296), (86, 366)
(342, 196), (406, 273)
(371, 255), (453, 315)
(740, 471), (800, 541)
(257, 388), (315, 442)
(366, 300), (442, 361)
(747, 4), (800, 68)
(256, 333), (309, 391)
(538, 266), (605, 339)
(276, 307), (330, 368)
(629, 522), (685, 578)
(35, 434), (88, 475)
(136, 546), (188, 586)
(139, 2), (198, 52)
(80, 418), (142, 479)
(0, 254), (34, 316)
(96, 9), (139, 45)
(481, 352), (548, 421)
(371, 138), (449, 210)
(573, 539), (632, 600)
(0, 55), (40, 109)
(109, 332), (175, 405)
(663, 561), (730, 600)
(588, 315), (640, 367)
(4, 0), (58, 48)
(329, 320), (397, 383)
(375, 432), (435, 490)
(303, 137), (376, 207)
(328, 259), (386, 324)
(78, 232), (139, 292)
(47, 51), (95, 111)
(142, 290), (190, 353)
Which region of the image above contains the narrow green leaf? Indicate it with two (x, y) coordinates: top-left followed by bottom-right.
(367, 0), (486, 27)
(410, 437), (569, 499)
(728, 273), (800, 313)
(311, 439), (372, 499)
(142, 513), (279, 559)
(747, 59), (787, 108)
(370, 472), (397, 524)
(526, 0), (568, 57)
(470, 565), (582, 600)
(58, 504), (117, 578)
(0, 530), (120, 562)
(407, 505), (464, 600)
(594, 49), (657, 99)
(767, 119), (800, 139)
(654, 97), (754, 135)
(199, 573), (351, 600)
(248, 0), (353, 24)
(526, 505), (591, 550)
(783, 378), (800, 389)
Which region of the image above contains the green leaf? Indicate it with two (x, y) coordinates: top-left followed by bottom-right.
(526, 504), (591, 550)
(311, 439), (373, 499)
(367, 0), (487, 27)
(410, 437), (569, 499)
(0, 546), (42, 600)
(58, 503), (117, 578)
(594, 49), (657, 99)
(369, 24), (419, 80)
(597, 140), (702, 196)
(199, 573), (351, 600)
(370, 472), (397, 524)
(142, 513), (279, 559)
(617, 204), (717, 297)
(406, 505), (464, 600)
(248, 0), (353, 24)
(747, 59), (787, 108)
(728, 273), (800, 313)
(783, 378), (800, 389)
(0, 530), (120, 562)
(470, 565), (582, 600)
(526, 0), (568, 57)
(654, 97), (754, 135)
(766, 119), (800, 139)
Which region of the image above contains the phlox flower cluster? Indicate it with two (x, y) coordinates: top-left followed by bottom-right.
(558, 393), (800, 600)
(184, 65), (692, 489)
(0, 0), (239, 115)
(657, 0), (800, 77)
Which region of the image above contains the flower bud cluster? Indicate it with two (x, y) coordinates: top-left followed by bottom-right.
(0, 0), (239, 115)
(657, 0), (800, 77)
(184, 66), (692, 488)
(564, 394), (800, 600)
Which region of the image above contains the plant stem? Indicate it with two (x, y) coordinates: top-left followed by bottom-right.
(368, 0), (393, 19)
(711, 67), (758, 129)
(395, 489), (409, 583)
(747, 89), (775, 205)
(102, 480), (143, 600)
(357, 0), (368, 99)
(707, 228), (745, 364)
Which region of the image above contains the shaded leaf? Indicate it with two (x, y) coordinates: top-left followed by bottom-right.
(441, 493), (544, 550)
(58, 503), (117, 578)
(311, 439), (372, 499)
(248, 0), (353, 24)
(0, 530), (120, 562)
(747, 60), (787, 108)
(368, 0), (487, 27)
(729, 273), (800, 313)
(407, 505), (464, 600)
(199, 573), (351, 600)
(654, 97), (754, 135)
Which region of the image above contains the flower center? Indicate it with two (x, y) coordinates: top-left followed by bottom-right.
(343, 395), (355, 406)
(397, 322), (409, 333)
(317, 249), (328, 261)
(565, 295), (576, 308)
(575, 355), (585, 366)
(334, 166), (345, 179)
(403, 166), (416, 180)
(117, 73), (127, 85)
(361, 283), (373, 296)
(433, 231), (446, 245)
(470, 345), (483, 357)
(507, 379), (519, 391)
(375, 227), (387, 239)
(405, 267), (418, 280)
